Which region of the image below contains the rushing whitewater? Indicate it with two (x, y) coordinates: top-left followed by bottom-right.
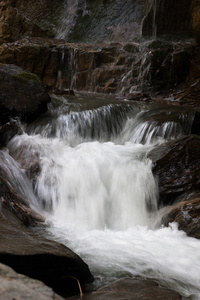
(6, 93), (200, 299)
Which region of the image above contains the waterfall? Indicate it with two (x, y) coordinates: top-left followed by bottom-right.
(6, 94), (200, 299)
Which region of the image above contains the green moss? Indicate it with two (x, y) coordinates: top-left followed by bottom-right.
(12, 72), (41, 85)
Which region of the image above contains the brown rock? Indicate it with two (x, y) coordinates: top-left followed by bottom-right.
(67, 278), (181, 300)
(162, 195), (200, 239)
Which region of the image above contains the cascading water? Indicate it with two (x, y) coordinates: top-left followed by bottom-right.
(6, 93), (200, 299)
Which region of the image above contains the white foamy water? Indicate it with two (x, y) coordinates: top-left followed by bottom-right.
(6, 96), (200, 299)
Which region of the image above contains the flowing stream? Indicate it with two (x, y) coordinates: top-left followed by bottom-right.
(6, 93), (200, 299)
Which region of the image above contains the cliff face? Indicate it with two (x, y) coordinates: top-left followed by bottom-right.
(0, 0), (64, 44)
(0, 0), (145, 44)
(1, 0), (199, 44)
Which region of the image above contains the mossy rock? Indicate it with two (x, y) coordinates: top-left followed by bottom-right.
(12, 72), (41, 85)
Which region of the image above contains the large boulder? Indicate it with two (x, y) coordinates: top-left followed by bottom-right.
(0, 64), (50, 125)
(67, 277), (181, 300)
(0, 263), (63, 300)
(148, 135), (200, 206)
(0, 206), (93, 297)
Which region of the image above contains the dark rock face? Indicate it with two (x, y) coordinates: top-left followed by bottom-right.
(142, 0), (193, 38)
(0, 0), (145, 44)
(0, 64), (50, 125)
(68, 278), (181, 300)
(0, 263), (64, 300)
(148, 135), (200, 206)
(162, 195), (200, 239)
(0, 121), (22, 148)
(0, 0), (64, 44)
(0, 205), (93, 297)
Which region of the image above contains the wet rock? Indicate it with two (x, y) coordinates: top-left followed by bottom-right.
(67, 278), (181, 300)
(0, 205), (93, 297)
(162, 195), (200, 239)
(0, 149), (94, 296)
(0, 263), (64, 300)
(148, 135), (200, 206)
(0, 121), (22, 148)
(191, 111), (200, 135)
(142, 0), (193, 38)
(0, 164), (44, 226)
(0, 64), (50, 125)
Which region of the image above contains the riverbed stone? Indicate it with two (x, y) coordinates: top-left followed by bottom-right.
(67, 277), (181, 300)
(0, 198), (94, 297)
(148, 135), (200, 206)
(0, 64), (51, 125)
(0, 263), (63, 300)
(162, 194), (200, 239)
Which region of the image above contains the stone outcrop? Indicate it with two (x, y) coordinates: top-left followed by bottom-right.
(0, 263), (64, 300)
(67, 277), (181, 300)
(0, 0), (63, 44)
(1, 38), (200, 97)
(142, 0), (193, 39)
(0, 64), (50, 125)
(148, 135), (200, 206)
(162, 194), (200, 239)
(0, 0), (145, 44)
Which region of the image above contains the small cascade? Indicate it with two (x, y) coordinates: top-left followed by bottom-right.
(56, 47), (66, 90)
(0, 150), (38, 208)
(152, 0), (157, 38)
(120, 107), (195, 145)
(5, 94), (200, 299)
(27, 99), (138, 146)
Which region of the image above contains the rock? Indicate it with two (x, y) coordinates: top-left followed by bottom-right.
(148, 135), (200, 206)
(67, 278), (181, 300)
(0, 198), (94, 297)
(0, 0), (64, 44)
(191, 111), (200, 135)
(0, 263), (64, 300)
(0, 64), (51, 125)
(192, 0), (200, 45)
(142, 0), (193, 39)
(162, 194), (200, 239)
(0, 148), (94, 296)
(0, 150), (44, 226)
(0, 121), (22, 148)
